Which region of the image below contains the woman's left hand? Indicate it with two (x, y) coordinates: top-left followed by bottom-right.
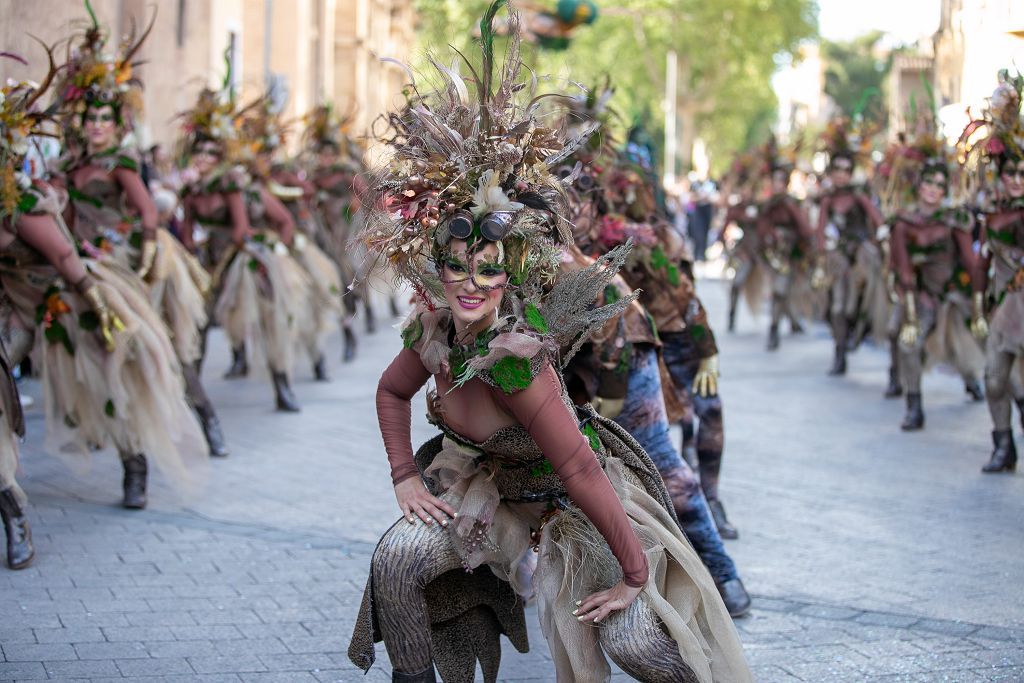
(574, 580), (643, 624)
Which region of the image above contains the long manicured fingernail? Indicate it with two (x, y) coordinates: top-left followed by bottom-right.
(407, 517), (415, 524)
(571, 609), (578, 615)
(441, 520), (448, 527)
(576, 615), (584, 621)
(575, 600), (582, 606)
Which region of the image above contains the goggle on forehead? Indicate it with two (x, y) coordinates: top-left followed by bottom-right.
(445, 209), (515, 243)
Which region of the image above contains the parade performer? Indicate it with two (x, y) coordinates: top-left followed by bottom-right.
(242, 99), (340, 382)
(347, 5), (750, 681)
(961, 69), (1024, 471)
(722, 151), (768, 333)
(757, 138), (824, 351)
(816, 116), (887, 375)
(888, 116), (983, 431)
(560, 242), (752, 617)
(0, 67), (206, 514)
(55, 8), (228, 456)
(304, 104), (369, 360)
(178, 85), (306, 412)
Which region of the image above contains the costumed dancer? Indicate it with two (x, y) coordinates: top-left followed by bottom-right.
(178, 84), (305, 412)
(960, 70), (1024, 472)
(242, 99), (341, 382)
(888, 114), (983, 431)
(0, 67), (206, 516)
(55, 8), (228, 456)
(722, 150), (768, 332)
(816, 116), (887, 375)
(757, 137), (825, 350)
(347, 5), (751, 681)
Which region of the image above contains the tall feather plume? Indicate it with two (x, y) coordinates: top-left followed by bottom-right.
(478, 0), (507, 136)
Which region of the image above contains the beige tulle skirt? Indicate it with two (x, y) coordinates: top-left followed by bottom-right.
(147, 230), (211, 364)
(925, 293), (986, 378)
(213, 239), (312, 379)
(289, 235), (342, 357)
(989, 289), (1024, 356)
(0, 259), (206, 490)
(0, 419), (23, 503)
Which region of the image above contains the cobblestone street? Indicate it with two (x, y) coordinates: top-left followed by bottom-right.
(2, 280), (1023, 682)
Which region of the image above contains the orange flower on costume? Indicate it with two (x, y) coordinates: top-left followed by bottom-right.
(45, 292), (71, 317)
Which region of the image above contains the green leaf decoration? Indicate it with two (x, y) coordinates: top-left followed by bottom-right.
(247, 258), (260, 272)
(690, 323), (706, 340)
(650, 245), (681, 286)
(104, 399), (115, 418)
(117, 155), (139, 172)
(35, 304), (46, 325)
(524, 302), (549, 334)
(17, 190), (39, 214)
(603, 283), (620, 305)
(68, 186), (104, 209)
(44, 321), (75, 356)
(252, 232), (267, 243)
(530, 459), (555, 478)
(490, 355), (532, 393)
(128, 230), (144, 250)
(582, 422), (601, 452)
(666, 263), (680, 287)
(401, 315), (424, 349)
(79, 310), (100, 331)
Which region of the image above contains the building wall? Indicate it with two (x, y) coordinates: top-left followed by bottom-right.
(0, 0), (415, 153)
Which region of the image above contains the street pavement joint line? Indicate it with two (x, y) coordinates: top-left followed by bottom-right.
(750, 593), (1024, 643)
(24, 490), (378, 556)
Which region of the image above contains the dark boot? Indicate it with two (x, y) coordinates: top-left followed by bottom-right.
(0, 487), (34, 570)
(727, 305), (736, 333)
(901, 392), (925, 431)
(365, 304), (377, 334)
(964, 379), (984, 402)
(707, 498), (739, 540)
(272, 371), (301, 412)
(313, 355), (330, 382)
(727, 288), (739, 333)
(715, 577), (752, 618)
(982, 429), (1017, 474)
(389, 296), (401, 318)
(342, 325), (357, 363)
(196, 404), (229, 457)
(884, 365), (903, 398)
(1017, 397), (1024, 435)
(392, 667), (437, 683)
(121, 454), (147, 509)
(766, 323), (780, 351)
(828, 346), (847, 376)
(223, 345), (248, 379)
(789, 320), (805, 335)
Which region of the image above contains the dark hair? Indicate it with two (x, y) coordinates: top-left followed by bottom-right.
(998, 151), (1024, 174)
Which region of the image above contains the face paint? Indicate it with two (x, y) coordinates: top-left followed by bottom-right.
(440, 239), (509, 329)
(1001, 160), (1024, 199)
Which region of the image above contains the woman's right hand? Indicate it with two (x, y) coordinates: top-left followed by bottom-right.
(394, 477), (457, 527)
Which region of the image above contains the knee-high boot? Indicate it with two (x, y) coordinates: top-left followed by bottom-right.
(120, 452), (147, 509)
(0, 487), (34, 569)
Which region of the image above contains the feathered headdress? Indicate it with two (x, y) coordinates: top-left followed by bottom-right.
(55, 0), (154, 129)
(878, 99), (952, 214)
(359, 0), (598, 306)
(957, 69), (1024, 199)
(820, 114), (879, 169)
(177, 49), (251, 162)
(1, 47), (60, 220)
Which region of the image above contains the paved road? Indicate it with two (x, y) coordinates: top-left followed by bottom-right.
(2, 279), (1023, 682)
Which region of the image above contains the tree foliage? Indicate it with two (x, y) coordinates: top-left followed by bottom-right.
(411, 0), (817, 176)
(822, 30), (892, 125)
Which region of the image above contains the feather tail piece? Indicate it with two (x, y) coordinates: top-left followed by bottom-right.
(0, 52), (28, 66)
(478, 0), (507, 135)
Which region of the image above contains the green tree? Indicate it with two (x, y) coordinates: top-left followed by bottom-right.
(411, 0), (817, 176)
(822, 30), (892, 125)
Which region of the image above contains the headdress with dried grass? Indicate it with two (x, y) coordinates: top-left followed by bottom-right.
(362, 0), (632, 391)
(957, 69), (1024, 203)
(1, 47), (60, 221)
(55, 0), (154, 131)
(819, 103), (881, 171)
(878, 91), (953, 215)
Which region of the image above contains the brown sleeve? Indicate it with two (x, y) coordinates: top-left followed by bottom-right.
(891, 219), (913, 292)
(225, 191), (252, 246)
(789, 199), (820, 252)
(857, 192), (885, 230)
(113, 167), (158, 239)
(816, 195), (831, 233)
(260, 187), (296, 245)
(15, 213), (89, 287)
(495, 364), (649, 587)
(953, 227), (977, 276)
(180, 197), (197, 252)
(377, 348), (432, 486)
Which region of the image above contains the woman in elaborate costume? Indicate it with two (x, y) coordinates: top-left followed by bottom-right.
(961, 70), (1024, 472)
(757, 140), (823, 351)
(55, 10), (229, 456)
(347, 6), (750, 681)
(0, 68), (206, 517)
(242, 100), (340, 382)
(721, 151), (767, 333)
(889, 120), (983, 431)
(816, 116), (887, 376)
(179, 87), (307, 412)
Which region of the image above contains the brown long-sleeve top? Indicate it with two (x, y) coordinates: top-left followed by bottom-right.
(974, 205), (1024, 295)
(890, 208), (975, 297)
(816, 187), (883, 244)
(376, 346), (650, 588)
(757, 193), (821, 253)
